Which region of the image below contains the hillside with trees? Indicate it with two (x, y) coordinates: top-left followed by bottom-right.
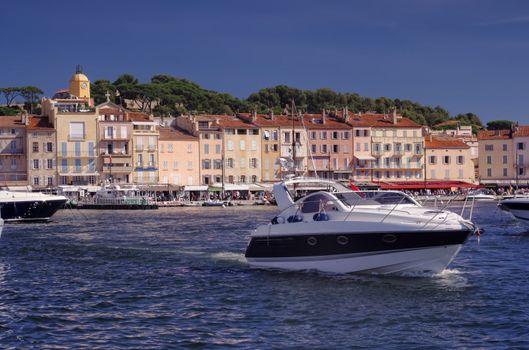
(2, 74), (483, 131)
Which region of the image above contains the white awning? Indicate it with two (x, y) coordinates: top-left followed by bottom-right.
(184, 185), (208, 191)
(354, 155), (376, 160)
(223, 184), (250, 191)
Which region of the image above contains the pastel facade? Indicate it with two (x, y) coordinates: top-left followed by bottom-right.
(513, 126), (529, 184)
(363, 113), (424, 182)
(26, 115), (57, 189)
(0, 115), (27, 186)
(130, 113), (159, 184)
(304, 113), (353, 180)
(252, 113), (281, 182)
(478, 126), (529, 185)
(176, 115), (222, 185)
(42, 69), (99, 186)
(219, 114), (261, 184)
(425, 135), (475, 183)
(97, 102), (134, 184)
(158, 126), (199, 186)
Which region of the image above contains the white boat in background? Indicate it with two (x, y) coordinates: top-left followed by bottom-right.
(245, 178), (476, 275)
(466, 189), (497, 201)
(499, 197), (529, 223)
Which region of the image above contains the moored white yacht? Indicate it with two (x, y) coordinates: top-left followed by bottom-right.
(466, 189), (497, 201)
(245, 178), (476, 275)
(0, 190), (68, 223)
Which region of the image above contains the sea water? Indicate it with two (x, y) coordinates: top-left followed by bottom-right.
(0, 202), (528, 349)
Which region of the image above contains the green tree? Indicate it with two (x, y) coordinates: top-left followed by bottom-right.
(91, 80), (116, 105)
(486, 120), (513, 130)
(20, 86), (43, 113)
(0, 87), (23, 106)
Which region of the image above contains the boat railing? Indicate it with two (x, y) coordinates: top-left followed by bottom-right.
(274, 193), (424, 225)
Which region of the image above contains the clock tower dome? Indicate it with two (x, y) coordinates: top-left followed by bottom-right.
(69, 64), (90, 99)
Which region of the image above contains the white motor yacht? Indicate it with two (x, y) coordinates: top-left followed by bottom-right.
(245, 179), (476, 275)
(499, 197), (529, 223)
(0, 190), (68, 223)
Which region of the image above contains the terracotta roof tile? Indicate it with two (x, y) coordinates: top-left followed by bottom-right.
(477, 129), (512, 140)
(159, 126), (198, 141)
(514, 125), (529, 137)
(425, 135), (469, 149)
(0, 116), (24, 127)
(27, 116), (54, 130)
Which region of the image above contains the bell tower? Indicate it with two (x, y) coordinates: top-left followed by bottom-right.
(69, 64), (90, 99)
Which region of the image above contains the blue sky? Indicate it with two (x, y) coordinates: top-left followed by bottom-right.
(1, 0), (529, 124)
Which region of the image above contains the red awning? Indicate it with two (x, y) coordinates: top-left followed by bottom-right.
(376, 181), (480, 190)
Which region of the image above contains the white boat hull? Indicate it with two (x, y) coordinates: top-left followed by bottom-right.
(247, 244), (463, 275)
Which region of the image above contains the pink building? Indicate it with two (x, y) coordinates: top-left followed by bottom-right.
(158, 126), (199, 186)
(304, 113), (353, 180)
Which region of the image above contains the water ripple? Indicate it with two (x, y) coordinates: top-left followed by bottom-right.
(1, 204), (529, 348)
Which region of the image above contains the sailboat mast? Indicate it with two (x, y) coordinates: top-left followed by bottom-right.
(291, 99), (296, 176)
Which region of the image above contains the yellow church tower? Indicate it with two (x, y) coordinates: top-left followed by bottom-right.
(68, 64), (90, 99)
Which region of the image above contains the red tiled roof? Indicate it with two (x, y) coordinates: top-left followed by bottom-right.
(128, 112), (151, 121)
(0, 116), (24, 127)
(477, 129), (512, 140)
(159, 126), (197, 141)
(425, 135), (469, 149)
(302, 114), (351, 130)
(348, 113), (422, 128)
(27, 116), (54, 130)
(514, 125), (529, 137)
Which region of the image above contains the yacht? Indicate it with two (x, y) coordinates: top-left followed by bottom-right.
(466, 189), (497, 201)
(245, 179), (476, 275)
(0, 190), (68, 223)
(499, 196), (529, 223)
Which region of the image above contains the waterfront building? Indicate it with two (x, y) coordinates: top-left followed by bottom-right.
(477, 129), (515, 185)
(26, 115), (57, 189)
(346, 113), (375, 183)
(479, 125), (529, 186)
(218, 114), (261, 185)
(251, 112), (282, 182)
(513, 125), (529, 185)
(352, 112), (424, 183)
(158, 126), (199, 186)
(42, 67), (99, 186)
(425, 135), (475, 184)
(278, 114), (308, 178)
(97, 100), (134, 184)
(431, 124), (479, 178)
(130, 112), (159, 184)
(0, 115), (28, 187)
(176, 115), (223, 185)
(304, 112), (353, 180)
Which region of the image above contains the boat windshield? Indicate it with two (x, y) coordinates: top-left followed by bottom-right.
(335, 191), (417, 206)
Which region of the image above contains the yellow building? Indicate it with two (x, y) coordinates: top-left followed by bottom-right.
(158, 126), (199, 186)
(69, 65), (90, 100)
(425, 135), (475, 184)
(252, 112), (282, 182)
(41, 68), (99, 186)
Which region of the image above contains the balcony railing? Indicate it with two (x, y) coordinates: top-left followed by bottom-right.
(372, 149), (382, 156)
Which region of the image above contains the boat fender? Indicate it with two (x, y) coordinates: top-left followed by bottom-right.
(287, 214), (303, 223)
(271, 216), (285, 224)
(313, 213), (329, 221)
